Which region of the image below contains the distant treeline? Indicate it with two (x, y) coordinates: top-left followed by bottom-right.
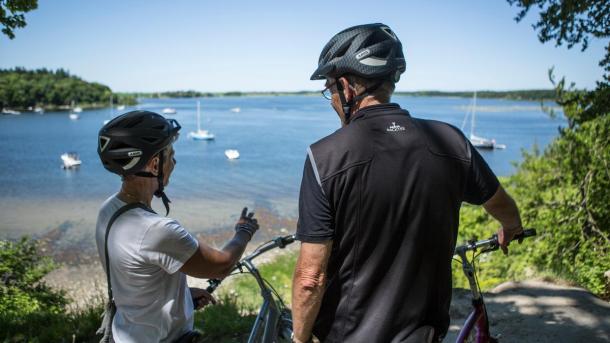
(0, 68), (136, 111)
(395, 90), (557, 101)
(132, 89), (556, 101)
(134, 90), (317, 98)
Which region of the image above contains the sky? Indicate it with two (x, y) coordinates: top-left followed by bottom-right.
(0, 0), (606, 93)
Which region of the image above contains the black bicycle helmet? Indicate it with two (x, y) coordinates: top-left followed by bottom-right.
(310, 23), (406, 82)
(98, 110), (180, 214)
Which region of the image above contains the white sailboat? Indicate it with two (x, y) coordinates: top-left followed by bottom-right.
(188, 100), (215, 140)
(461, 92), (505, 150)
(69, 100), (80, 120)
(104, 95), (113, 125)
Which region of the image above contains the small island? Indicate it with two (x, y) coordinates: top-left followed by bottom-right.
(0, 68), (136, 112)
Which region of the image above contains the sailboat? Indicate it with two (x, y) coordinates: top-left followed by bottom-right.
(69, 101), (80, 120)
(104, 95), (113, 125)
(188, 100), (215, 140)
(460, 92), (505, 150)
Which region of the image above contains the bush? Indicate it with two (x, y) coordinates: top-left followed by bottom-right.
(0, 237), (102, 342)
(195, 294), (256, 343)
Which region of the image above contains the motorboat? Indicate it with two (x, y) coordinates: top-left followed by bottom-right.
(117, 105), (126, 110)
(162, 108), (177, 115)
(2, 109), (21, 115)
(225, 149), (240, 160)
(188, 100), (215, 140)
(34, 107), (44, 114)
(230, 107), (241, 113)
(69, 113), (80, 120)
(61, 152), (82, 169)
(73, 106), (83, 113)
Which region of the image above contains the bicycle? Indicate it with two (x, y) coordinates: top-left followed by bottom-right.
(453, 228), (536, 343)
(202, 229), (535, 343)
(205, 234), (296, 343)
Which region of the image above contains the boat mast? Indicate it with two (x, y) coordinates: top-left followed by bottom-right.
(196, 100), (201, 131)
(470, 91), (477, 137)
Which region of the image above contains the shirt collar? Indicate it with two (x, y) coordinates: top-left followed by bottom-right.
(350, 103), (408, 122)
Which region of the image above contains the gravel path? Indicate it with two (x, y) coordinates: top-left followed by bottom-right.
(446, 280), (610, 343)
(46, 265), (610, 343)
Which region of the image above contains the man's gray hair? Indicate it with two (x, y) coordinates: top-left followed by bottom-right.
(346, 74), (395, 103)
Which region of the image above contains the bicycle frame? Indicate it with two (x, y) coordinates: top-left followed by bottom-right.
(453, 229), (536, 343)
(206, 235), (295, 343)
(241, 258), (292, 342)
(454, 247), (493, 343)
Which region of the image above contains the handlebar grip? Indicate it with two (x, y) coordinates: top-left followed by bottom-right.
(206, 279), (221, 294)
(513, 228), (536, 241)
(282, 234), (296, 244)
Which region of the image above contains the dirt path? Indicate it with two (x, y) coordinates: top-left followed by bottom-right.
(46, 265), (610, 342)
(446, 280), (610, 342)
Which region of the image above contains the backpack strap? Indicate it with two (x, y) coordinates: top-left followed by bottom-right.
(99, 202), (156, 343)
(104, 202), (156, 304)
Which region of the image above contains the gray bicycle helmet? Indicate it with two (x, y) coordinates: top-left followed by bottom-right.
(98, 110), (180, 214)
(310, 23), (406, 82)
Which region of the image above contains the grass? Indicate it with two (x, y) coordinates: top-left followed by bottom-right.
(194, 250), (298, 341)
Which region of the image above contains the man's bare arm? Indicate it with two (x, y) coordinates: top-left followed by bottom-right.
(292, 240), (332, 343)
(483, 185), (523, 253)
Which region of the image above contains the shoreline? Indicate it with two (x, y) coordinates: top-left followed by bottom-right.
(2, 90), (559, 112)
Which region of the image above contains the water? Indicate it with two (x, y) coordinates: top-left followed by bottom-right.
(0, 96), (565, 240)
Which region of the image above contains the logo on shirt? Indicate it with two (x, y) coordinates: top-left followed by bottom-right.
(386, 122), (406, 132)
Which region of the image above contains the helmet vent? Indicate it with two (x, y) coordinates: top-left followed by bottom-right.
(99, 136), (110, 152)
(124, 117), (144, 128)
(141, 136), (160, 144)
(333, 40), (352, 59)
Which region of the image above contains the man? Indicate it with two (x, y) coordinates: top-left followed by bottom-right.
(96, 110), (258, 342)
(291, 23), (523, 343)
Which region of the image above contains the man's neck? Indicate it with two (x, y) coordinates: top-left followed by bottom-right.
(353, 96), (385, 113)
(118, 179), (155, 207)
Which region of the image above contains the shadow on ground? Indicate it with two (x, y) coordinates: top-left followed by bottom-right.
(446, 280), (610, 342)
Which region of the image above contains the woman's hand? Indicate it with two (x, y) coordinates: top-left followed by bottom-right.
(190, 287), (217, 310)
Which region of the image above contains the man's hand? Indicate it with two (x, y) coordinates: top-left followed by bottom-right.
(483, 186), (523, 255)
(235, 207), (259, 240)
(190, 287), (216, 310)
(497, 225), (523, 255)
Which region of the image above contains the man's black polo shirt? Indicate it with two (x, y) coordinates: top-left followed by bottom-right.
(296, 103), (499, 342)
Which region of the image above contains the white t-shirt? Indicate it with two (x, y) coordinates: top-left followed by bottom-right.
(95, 194), (199, 343)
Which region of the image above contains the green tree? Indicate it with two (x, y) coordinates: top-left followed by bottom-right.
(0, 0), (37, 39)
(507, 0), (610, 81)
(502, 1), (610, 297)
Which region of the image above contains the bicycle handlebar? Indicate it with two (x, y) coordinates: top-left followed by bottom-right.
(454, 228), (536, 255)
(205, 234), (296, 293)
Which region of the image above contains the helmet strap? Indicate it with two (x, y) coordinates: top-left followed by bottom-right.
(134, 151), (171, 216)
(337, 79), (385, 124)
(336, 81), (353, 124)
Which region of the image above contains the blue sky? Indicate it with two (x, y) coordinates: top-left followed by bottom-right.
(0, 0), (606, 92)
